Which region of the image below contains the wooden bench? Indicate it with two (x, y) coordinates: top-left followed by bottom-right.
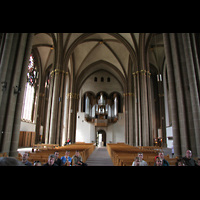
(107, 143), (161, 166)
(0, 152), (8, 157)
(17, 142), (95, 165)
(107, 142), (178, 166)
(32, 143), (60, 152)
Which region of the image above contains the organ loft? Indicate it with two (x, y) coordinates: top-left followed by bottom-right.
(84, 92), (119, 126)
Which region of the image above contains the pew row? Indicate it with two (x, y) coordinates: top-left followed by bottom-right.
(16, 142), (95, 165)
(107, 143), (177, 166)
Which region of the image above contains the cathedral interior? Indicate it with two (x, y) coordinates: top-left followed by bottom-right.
(0, 33), (199, 158)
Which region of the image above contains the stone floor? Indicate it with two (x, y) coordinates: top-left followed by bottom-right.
(85, 147), (114, 166)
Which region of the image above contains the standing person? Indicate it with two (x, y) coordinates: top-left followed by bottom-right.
(43, 154), (58, 166)
(72, 150), (83, 166)
(54, 151), (62, 166)
(61, 150), (72, 166)
(182, 150), (198, 166)
(22, 152), (32, 166)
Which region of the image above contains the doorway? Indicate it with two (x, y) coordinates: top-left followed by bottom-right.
(96, 130), (106, 147)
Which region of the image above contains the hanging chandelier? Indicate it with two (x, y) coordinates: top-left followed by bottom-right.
(27, 54), (38, 86)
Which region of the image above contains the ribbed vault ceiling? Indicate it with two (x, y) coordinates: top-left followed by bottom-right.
(32, 33), (165, 84)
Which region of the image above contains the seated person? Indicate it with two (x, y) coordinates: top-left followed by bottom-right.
(155, 151), (169, 166)
(197, 158), (200, 166)
(132, 157), (140, 166)
(0, 157), (25, 166)
(22, 152), (32, 166)
(43, 154), (58, 166)
(61, 150), (72, 166)
(72, 150), (83, 166)
(154, 157), (163, 166)
(176, 158), (186, 166)
(34, 161), (42, 166)
(182, 150), (198, 166)
(137, 152), (148, 166)
(54, 151), (63, 166)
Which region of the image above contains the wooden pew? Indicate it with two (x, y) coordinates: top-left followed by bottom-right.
(32, 143), (59, 152)
(0, 152), (7, 157)
(107, 143), (160, 166)
(17, 142), (95, 165)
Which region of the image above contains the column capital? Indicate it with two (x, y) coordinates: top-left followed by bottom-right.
(67, 93), (79, 100)
(50, 69), (68, 77)
(123, 93), (134, 97)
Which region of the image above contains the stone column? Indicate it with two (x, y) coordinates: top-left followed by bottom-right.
(140, 69), (149, 146)
(158, 80), (167, 147)
(139, 35), (150, 146)
(10, 33), (34, 156)
(56, 71), (65, 144)
(0, 33), (14, 107)
(163, 65), (170, 127)
(48, 70), (61, 144)
(182, 33), (200, 157)
(124, 92), (129, 144)
(45, 71), (55, 144)
(177, 33), (197, 156)
(133, 72), (138, 146)
(146, 50), (154, 146)
(163, 33), (181, 157)
(170, 33), (189, 153)
(190, 33), (200, 97)
(136, 71), (142, 146)
(0, 34), (30, 155)
(60, 72), (69, 146)
(0, 33), (19, 147)
(128, 93), (134, 146)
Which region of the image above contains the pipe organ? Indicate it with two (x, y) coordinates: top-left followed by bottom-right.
(84, 92), (118, 126)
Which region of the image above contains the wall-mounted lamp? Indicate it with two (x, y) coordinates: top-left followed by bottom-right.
(13, 86), (21, 94)
(1, 81), (7, 91)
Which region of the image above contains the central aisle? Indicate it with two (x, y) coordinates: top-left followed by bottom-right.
(85, 147), (114, 166)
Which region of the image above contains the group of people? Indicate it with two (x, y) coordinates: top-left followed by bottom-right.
(1, 148), (200, 166)
(132, 150), (200, 166)
(29, 150), (87, 166)
(0, 150), (87, 166)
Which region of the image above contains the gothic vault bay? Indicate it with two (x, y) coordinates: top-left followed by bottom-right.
(0, 33), (200, 158)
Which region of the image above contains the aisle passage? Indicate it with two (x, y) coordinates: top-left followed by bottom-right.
(86, 147), (114, 166)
